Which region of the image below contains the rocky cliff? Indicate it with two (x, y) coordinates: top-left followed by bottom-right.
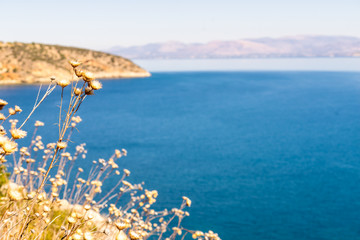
(0, 42), (150, 85)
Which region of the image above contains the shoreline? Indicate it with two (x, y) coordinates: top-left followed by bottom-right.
(0, 71), (151, 86)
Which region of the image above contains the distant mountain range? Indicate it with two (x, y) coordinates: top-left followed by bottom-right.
(107, 36), (360, 59)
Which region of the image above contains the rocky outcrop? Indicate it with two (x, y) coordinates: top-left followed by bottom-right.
(0, 41), (150, 85)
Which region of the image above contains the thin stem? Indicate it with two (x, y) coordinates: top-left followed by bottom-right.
(59, 88), (64, 137)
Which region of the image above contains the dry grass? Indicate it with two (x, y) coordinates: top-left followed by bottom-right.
(0, 61), (220, 240)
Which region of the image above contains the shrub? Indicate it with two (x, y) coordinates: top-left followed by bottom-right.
(0, 60), (220, 240)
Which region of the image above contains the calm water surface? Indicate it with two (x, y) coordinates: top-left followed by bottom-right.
(1, 71), (360, 240)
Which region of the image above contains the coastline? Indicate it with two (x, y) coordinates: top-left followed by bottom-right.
(0, 71), (151, 86)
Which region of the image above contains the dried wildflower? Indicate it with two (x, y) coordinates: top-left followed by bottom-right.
(192, 231), (204, 239)
(0, 135), (8, 146)
(129, 230), (141, 240)
(89, 80), (102, 90)
(0, 99), (8, 110)
(84, 204), (91, 211)
(43, 205), (50, 212)
(85, 86), (94, 95)
(72, 116), (82, 123)
(83, 232), (93, 240)
(182, 196), (192, 207)
(82, 71), (95, 82)
(35, 120), (44, 127)
(0, 113), (5, 120)
(124, 169), (131, 176)
(74, 68), (83, 77)
(10, 129), (27, 139)
(114, 220), (130, 231)
(122, 148), (127, 156)
(86, 213), (94, 220)
(74, 88), (82, 96)
(0, 126), (5, 136)
(8, 185), (23, 201)
(116, 231), (128, 240)
(111, 162), (119, 169)
(8, 108), (16, 115)
(122, 181), (132, 188)
(57, 141), (67, 149)
(72, 233), (82, 240)
(27, 191), (36, 199)
(115, 149), (122, 158)
(14, 105), (22, 112)
(2, 141), (17, 154)
(204, 230), (220, 240)
(172, 227), (182, 235)
(69, 60), (81, 68)
(67, 216), (76, 224)
(57, 79), (71, 88)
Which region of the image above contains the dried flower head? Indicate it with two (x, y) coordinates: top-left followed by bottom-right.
(67, 216), (76, 224)
(0, 99), (8, 110)
(83, 232), (93, 240)
(0, 135), (9, 147)
(82, 71), (95, 82)
(116, 231), (128, 240)
(182, 196), (192, 207)
(35, 120), (44, 127)
(69, 60), (81, 68)
(8, 184), (23, 201)
(57, 141), (67, 149)
(0, 126), (5, 135)
(172, 227), (182, 235)
(122, 148), (127, 156)
(8, 108), (16, 115)
(129, 230), (141, 240)
(89, 80), (102, 90)
(74, 68), (83, 78)
(10, 129), (27, 139)
(114, 220), (130, 231)
(43, 205), (50, 212)
(2, 141), (17, 154)
(0, 113), (5, 120)
(124, 169), (131, 177)
(85, 87), (94, 95)
(74, 88), (82, 96)
(57, 79), (71, 88)
(115, 149), (122, 158)
(14, 105), (22, 113)
(72, 116), (82, 123)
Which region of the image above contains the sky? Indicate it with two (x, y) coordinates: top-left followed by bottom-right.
(1, 0), (359, 50)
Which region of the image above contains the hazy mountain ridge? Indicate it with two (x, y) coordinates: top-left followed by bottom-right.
(0, 42), (150, 85)
(107, 36), (360, 59)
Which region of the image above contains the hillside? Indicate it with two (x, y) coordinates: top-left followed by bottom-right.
(0, 42), (150, 85)
(107, 36), (360, 59)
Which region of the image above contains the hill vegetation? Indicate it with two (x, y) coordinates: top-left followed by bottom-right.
(0, 42), (150, 85)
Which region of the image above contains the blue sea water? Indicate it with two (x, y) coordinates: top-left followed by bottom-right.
(1, 71), (360, 240)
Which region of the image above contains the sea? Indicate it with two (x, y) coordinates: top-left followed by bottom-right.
(1, 58), (360, 240)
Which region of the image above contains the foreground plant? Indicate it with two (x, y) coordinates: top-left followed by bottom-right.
(0, 61), (220, 240)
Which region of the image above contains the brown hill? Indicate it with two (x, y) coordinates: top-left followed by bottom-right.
(0, 41), (150, 85)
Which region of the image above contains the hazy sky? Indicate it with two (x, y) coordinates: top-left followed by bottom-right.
(1, 0), (359, 50)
